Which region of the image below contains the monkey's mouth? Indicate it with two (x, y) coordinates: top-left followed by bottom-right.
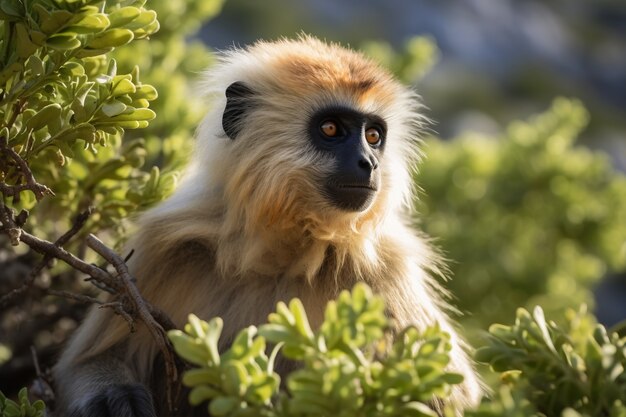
(325, 182), (378, 211)
(337, 184), (378, 191)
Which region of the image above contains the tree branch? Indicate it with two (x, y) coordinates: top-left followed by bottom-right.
(0, 205), (181, 412)
(85, 234), (180, 409)
(0, 208), (93, 309)
(0, 135), (54, 202)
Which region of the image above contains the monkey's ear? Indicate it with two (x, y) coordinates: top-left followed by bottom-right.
(223, 81), (255, 139)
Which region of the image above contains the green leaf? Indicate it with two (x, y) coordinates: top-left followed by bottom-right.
(88, 28), (134, 49)
(209, 396), (239, 416)
(25, 56), (45, 76)
(101, 99), (127, 117)
(75, 47), (114, 58)
(68, 13), (110, 34)
(108, 7), (141, 27)
(124, 10), (157, 31)
(25, 104), (62, 131)
(112, 78), (136, 96)
(15, 23), (38, 58)
(134, 84), (158, 100)
(188, 385), (219, 406)
(108, 108), (155, 121)
(183, 369), (220, 387)
(0, 0), (23, 18)
(46, 33), (81, 50)
(40, 10), (73, 34)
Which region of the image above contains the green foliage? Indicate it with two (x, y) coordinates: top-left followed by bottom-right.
(0, 0), (224, 245)
(111, 0), (225, 171)
(169, 284), (463, 417)
(170, 287), (626, 417)
(0, 0), (164, 241)
(0, 388), (44, 417)
(171, 287), (626, 417)
(416, 99), (626, 330)
(472, 306), (626, 417)
(361, 36), (439, 84)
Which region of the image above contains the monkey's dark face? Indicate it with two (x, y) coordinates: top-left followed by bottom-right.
(222, 81), (390, 215)
(308, 107), (386, 211)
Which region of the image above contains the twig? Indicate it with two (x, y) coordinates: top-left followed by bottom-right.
(17, 230), (122, 291)
(0, 135), (54, 201)
(85, 234), (179, 410)
(0, 201), (21, 245)
(0, 208), (93, 309)
(0, 207), (181, 412)
(45, 289), (103, 305)
(30, 346), (55, 405)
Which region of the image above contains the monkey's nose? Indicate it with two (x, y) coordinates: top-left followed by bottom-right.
(358, 156), (378, 172)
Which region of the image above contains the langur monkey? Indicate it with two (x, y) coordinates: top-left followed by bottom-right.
(54, 36), (482, 416)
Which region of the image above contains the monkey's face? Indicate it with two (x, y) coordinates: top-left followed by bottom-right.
(308, 106), (385, 212)
(221, 81), (390, 219)
(214, 39), (421, 233)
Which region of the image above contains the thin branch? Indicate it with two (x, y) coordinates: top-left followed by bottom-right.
(0, 201), (21, 245)
(30, 346), (55, 405)
(0, 208), (93, 309)
(0, 207), (181, 412)
(85, 234), (179, 410)
(0, 135), (54, 201)
(17, 230), (122, 291)
(45, 289), (103, 305)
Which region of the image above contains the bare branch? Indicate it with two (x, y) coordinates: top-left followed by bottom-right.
(85, 234), (180, 409)
(0, 206), (181, 412)
(30, 346), (55, 405)
(45, 289), (103, 305)
(0, 208), (94, 309)
(0, 135), (54, 201)
(0, 201), (21, 245)
(17, 230), (122, 291)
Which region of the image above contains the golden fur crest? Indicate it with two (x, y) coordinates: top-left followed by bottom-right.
(172, 35), (428, 280)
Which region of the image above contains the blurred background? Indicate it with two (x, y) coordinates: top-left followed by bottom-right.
(202, 0), (626, 153)
(197, 0), (626, 335)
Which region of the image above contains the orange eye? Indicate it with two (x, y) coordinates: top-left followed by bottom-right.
(365, 127), (381, 145)
(320, 120), (338, 137)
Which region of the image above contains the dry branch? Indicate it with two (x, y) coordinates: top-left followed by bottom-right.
(86, 234), (180, 409)
(0, 208), (93, 309)
(0, 205), (181, 412)
(0, 135), (54, 202)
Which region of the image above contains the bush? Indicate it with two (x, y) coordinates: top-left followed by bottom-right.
(415, 99), (626, 332)
(169, 284), (466, 417)
(0, 0), (221, 403)
(472, 306), (626, 417)
(0, 388), (44, 417)
(169, 285), (626, 417)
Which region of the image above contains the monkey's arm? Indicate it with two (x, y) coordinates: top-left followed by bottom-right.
(53, 307), (157, 417)
(54, 350), (155, 417)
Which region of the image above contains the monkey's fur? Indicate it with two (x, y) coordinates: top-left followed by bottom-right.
(54, 36), (481, 416)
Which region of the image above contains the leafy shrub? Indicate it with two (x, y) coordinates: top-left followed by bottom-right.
(169, 284), (463, 417)
(0, 388), (44, 417)
(170, 285), (626, 417)
(0, 0), (224, 247)
(472, 306), (626, 417)
(0, 0), (221, 403)
(416, 99), (626, 331)
(0, 0), (164, 242)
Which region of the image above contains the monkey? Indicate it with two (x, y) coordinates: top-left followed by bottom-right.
(53, 35), (482, 416)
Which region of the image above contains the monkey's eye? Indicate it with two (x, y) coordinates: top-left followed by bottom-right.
(320, 120), (339, 137)
(365, 127), (382, 145)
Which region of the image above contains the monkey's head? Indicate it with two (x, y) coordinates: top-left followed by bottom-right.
(196, 36), (424, 242)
